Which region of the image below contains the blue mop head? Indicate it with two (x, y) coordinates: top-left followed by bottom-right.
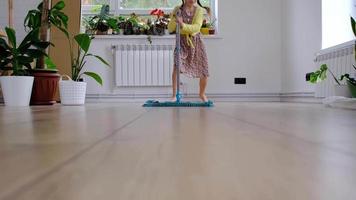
(143, 100), (214, 107)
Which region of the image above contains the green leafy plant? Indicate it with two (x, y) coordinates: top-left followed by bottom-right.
(90, 4), (119, 33)
(352, 16), (356, 61)
(307, 64), (341, 85)
(68, 33), (110, 85)
(24, 0), (69, 70)
(339, 17), (356, 87)
(0, 27), (50, 76)
(24, 1), (69, 37)
(335, 16), (356, 97)
(340, 65), (356, 86)
(83, 16), (97, 34)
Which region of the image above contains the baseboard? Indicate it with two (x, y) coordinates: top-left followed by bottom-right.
(86, 92), (320, 103)
(0, 92), (320, 104)
(280, 92), (321, 103)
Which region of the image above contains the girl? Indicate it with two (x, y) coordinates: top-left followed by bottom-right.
(168, 0), (211, 102)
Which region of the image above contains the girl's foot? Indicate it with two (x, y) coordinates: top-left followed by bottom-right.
(170, 96), (177, 102)
(199, 94), (209, 102)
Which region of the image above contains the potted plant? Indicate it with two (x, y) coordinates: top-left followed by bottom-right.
(339, 17), (356, 98)
(306, 64), (351, 97)
(24, 0), (69, 105)
(83, 16), (97, 35)
(123, 13), (140, 35)
(340, 65), (356, 98)
(201, 19), (210, 35)
(90, 4), (118, 35)
(116, 16), (127, 35)
(59, 33), (110, 105)
(150, 9), (168, 35)
(208, 17), (216, 35)
(0, 27), (50, 106)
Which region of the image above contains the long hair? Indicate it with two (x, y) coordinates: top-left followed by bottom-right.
(181, 0), (211, 16)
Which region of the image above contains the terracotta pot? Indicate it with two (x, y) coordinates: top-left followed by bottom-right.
(30, 70), (60, 105)
(209, 29), (215, 35)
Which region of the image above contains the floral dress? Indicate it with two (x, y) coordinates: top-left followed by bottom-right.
(174, 7), (209, 78)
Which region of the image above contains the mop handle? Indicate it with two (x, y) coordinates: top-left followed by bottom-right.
(175, 9), (182, 102)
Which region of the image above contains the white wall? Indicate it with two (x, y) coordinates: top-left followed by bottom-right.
(85, 0), (283, 99)
(281, 0), (322, 93)
(212, 0), (282, 94)
(1, 0), (284, 100)
(0, 0), (41, 42)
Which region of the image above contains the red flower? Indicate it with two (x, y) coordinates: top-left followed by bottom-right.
(150, 9), (165, 17)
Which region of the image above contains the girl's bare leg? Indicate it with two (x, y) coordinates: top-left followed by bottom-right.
(199, 77), (208, 102)
(171, 67), (177, 101)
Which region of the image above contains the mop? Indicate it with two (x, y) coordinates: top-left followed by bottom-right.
(143, 10), (214, 107)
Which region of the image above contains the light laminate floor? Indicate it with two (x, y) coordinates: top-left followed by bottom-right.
(0, 102), (356, 200)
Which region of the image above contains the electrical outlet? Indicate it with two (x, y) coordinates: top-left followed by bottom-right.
(234, 78), (246, 84)
(306, 73), (312, 81)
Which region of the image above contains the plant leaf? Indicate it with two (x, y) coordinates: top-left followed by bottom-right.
(24, 63), (32, 70)
(320, 64), (328, 71)
(25, 49), (47, 58)
(33, 41), (51, 49)
(53, 1), (65, 10)
(309, 73), (318, 83)
(37, 2), (43, 10)
(45, 56), (56, 69)
(83, 71), (103, 85)
(57, 12), (69, 28)
(17, 56), (34, 64)
(107, 18), (118, 30)
(5, 27), (16, 48)
(320, 69), (327, 81)
(0, 37), (11, 50)
(351, 16), (356, 37)
(340, 74), (350, 81)
(18, 29), (39, 51)
(87, 54), (110, 67)
(74, 34), (91, 53)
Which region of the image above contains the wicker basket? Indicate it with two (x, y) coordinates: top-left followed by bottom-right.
(59, 75), (87, 105)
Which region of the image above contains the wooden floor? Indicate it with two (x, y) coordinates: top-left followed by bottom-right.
(0, 102), (356, 200)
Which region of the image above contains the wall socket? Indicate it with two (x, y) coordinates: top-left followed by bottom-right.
(234, 78), (246, 84)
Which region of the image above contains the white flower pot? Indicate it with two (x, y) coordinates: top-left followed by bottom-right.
(59, 75), (87, 105)
(334, 84), (351, 98)
(0, 76), (34, 106)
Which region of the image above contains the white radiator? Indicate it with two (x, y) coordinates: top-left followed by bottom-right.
(315, 42), (355, 97)
(112, 44), (174, 87)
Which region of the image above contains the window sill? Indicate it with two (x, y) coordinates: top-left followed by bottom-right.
(93, 34), (223, 40)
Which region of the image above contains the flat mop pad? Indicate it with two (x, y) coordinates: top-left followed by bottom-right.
(143, 100), (214, 107)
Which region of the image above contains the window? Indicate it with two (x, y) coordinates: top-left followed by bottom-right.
(82, 0), (215, 15)
(322, 0), (356, 49)
(119, 0), (211, 10)
(81, 0), (218, 33)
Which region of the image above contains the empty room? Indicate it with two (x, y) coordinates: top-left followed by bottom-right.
(1, 0), (356, 199)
